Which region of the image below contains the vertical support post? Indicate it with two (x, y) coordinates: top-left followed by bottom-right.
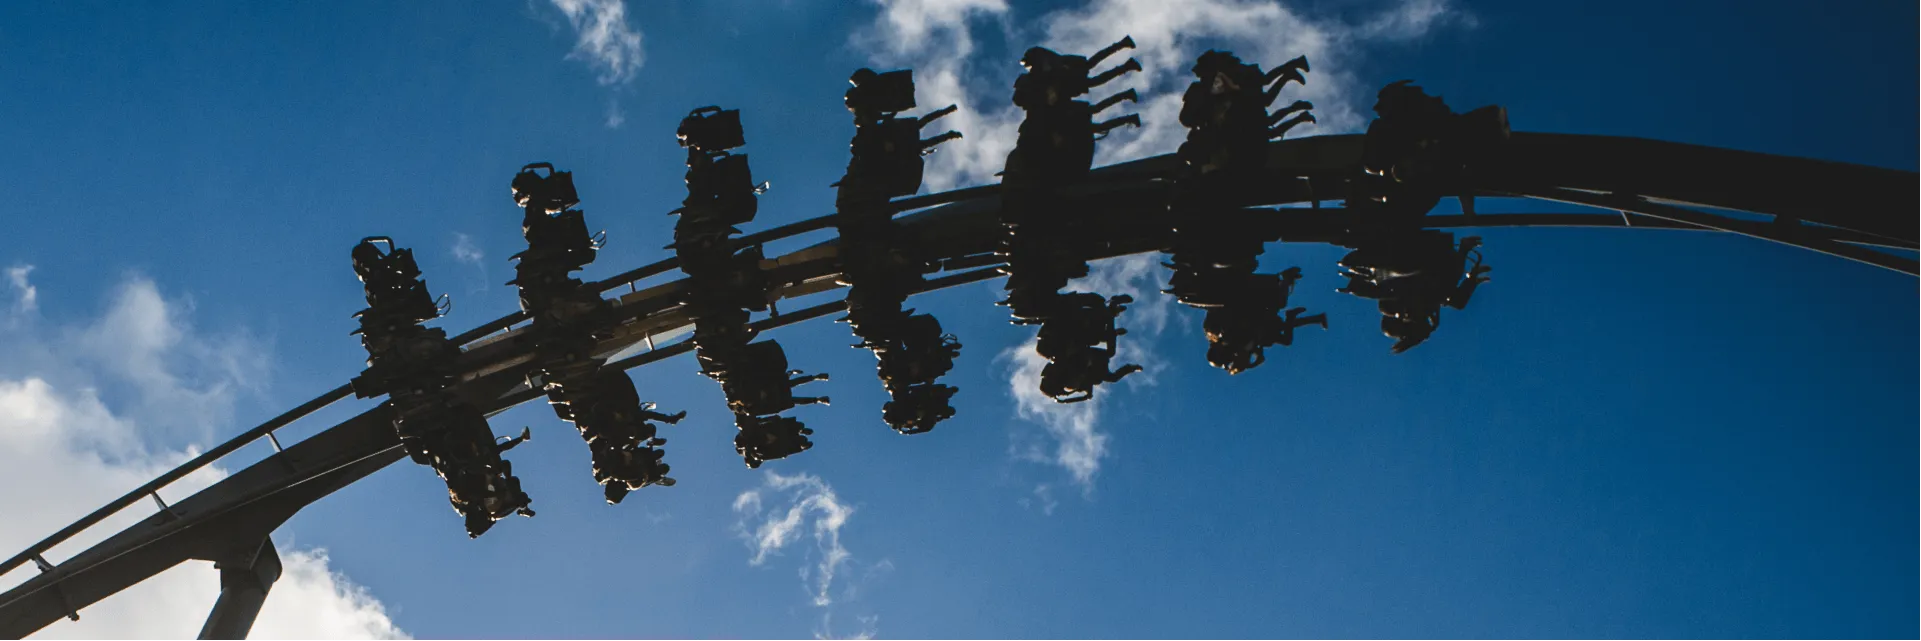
(29, 554), (80, 622)
(198, 538), (282, 640)
(151, 492), (180, 518)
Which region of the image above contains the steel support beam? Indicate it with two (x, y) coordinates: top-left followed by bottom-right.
(1493, 134), (1918, 242)
(1501, 186), (1920, 275)
(197, 538), (281, 640)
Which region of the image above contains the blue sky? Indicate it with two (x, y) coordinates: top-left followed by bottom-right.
(0, 0), (1914, 639)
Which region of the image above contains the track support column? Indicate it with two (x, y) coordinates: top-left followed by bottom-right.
(197, 537), (281, 640)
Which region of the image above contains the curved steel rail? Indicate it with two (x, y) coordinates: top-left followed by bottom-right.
(1, 132), (1912, 638)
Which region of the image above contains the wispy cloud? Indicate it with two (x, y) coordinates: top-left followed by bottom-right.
(1003, 345), (1107, 487)
(604, 100), (627, 129)
(853, 0), (1468, 190)
(451, 233), (484, 266)
(733, 472), (856, 605)
(537, 0), (645, 129)
(0, 274), (403, 639)
(733, 472), (881, 638)
(7, 265), (36, 314)
(817, 613), (881, 640)
(1017, 483), (1062, 515)
(549, 0), (645, 86)
(1355, 0), (1463, 39)
(450, 233), (493, 297)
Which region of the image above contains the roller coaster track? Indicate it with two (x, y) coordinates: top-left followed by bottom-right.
(1, 132), (1913, 639)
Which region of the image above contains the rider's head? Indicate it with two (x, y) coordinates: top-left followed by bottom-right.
(1020, 47), (1058, 71)
(1191, 50), (1239, 78)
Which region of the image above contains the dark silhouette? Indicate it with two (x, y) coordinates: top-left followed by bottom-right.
(573, 369), (681, 504)
(672, 106), (828, 467)
(1176, 50), (1314, 183)
(427, 403), (535, 538)
(507, 163), (682, 505)
(734, 414), (816, 469)
(835, 67), (968, 433)
(1201, 270), (1328, 374)
(1336, 231), (1491, 353)
(1354, 79), (1510, 221)
(344, 56), (1524, 541)
(997, 36), (1147, 404)
(1167, 50), (1327, 374)
(348, 237), (533, 537)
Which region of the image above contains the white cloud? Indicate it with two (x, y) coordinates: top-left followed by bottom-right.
(1003, 345), (1107, 486)
(1019, 483), (1061, 516)
(64, 276), (271, 445)
(8, 265), (36, 314)
(451, 233), (484, 266)
(858, 0), (1010, 61)
(733, 472), (855, 606)
(548, 0), (645, 86)
(733, 472), (878, 638)
(251, 549), (408, 640)
(0, 274), (404, 639)
(604, 100), (627, 129)
(816, 613), (881, 641)
(450, 233), (494, 296)
(853, 0), (1467, 190)
(1354, 0), (1461, 40)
